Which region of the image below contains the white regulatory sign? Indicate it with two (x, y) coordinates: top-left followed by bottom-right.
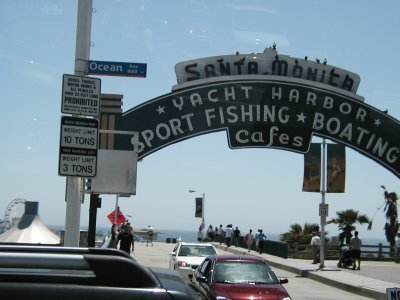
(319, 203), (329, 217)
(59, 116), (98, 177)
(387, 288), (400, 300)
(61, 74), (101, 117)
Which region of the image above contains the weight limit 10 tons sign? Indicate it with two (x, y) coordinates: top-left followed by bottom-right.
(59, 116), (98, 177)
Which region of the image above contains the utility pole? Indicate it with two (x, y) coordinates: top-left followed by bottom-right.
(64, 0), (93, 247)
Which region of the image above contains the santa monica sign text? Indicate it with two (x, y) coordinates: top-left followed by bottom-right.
(113, 75), (400, 177)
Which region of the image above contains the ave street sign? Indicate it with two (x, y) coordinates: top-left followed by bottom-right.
(88, 60), (147, 77)
(61, 74), (101, 117)
(59, 116), (98, 177)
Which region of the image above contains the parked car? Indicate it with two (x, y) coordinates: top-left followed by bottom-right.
(194, 255), (292, 300)
(169, 242), (218, 280)
(0, 245), (206, 300)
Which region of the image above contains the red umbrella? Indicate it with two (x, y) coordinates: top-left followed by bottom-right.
(107, 210), (126, 225)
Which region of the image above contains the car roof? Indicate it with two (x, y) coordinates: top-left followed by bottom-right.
(0, 245), (133, 259)
(206, 255), (267, 263)
(178, 242), (214, 246)
(0, 245), (158, 288)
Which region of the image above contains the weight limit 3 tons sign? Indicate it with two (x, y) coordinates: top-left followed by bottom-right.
(59, 116), (98, 177)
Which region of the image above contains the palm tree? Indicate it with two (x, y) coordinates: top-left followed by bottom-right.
(327, 209), (371, 244)
(381, 186), (399, 253)
(280, 222), (319, 250)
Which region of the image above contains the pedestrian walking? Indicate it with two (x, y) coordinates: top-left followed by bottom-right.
(350, 230), (362, 270)
(224, 224), (233, 248)
(207, 225), (214, 241)
(108, 223), (117, 248)
(197, 225), (204, 242)
(255, 229), (267, 254)
(244, 229), (254, 252)
(233, 226), (241, 247)
(146, 225), (154, 246)
(310, 231), (321, 264)
(116, 226), (134, 254)
(218, 225), (225, 245)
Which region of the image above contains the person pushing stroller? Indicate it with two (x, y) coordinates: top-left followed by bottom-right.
(337, 231), (362, 270)
(337, 243), (353, 268)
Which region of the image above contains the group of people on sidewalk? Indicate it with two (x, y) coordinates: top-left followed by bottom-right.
(311, 230), (362, 270)
(109, 221), (134, 254)
(244, 229), (267, 254)
(198, 224), (268, 254)
(108, 221), (155, 254)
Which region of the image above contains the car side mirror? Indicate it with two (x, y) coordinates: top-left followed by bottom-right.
(195, 274), (207, 283)
(278, 277), (288, 284)
(170, 252), (176, 256)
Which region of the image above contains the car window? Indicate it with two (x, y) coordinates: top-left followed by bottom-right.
(198, 258), (211, 275)
(179, 245), (216, 257)
(212, 261), (276, 284)
(178, 246), (192, 256)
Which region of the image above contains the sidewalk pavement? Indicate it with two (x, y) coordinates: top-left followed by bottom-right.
(213, 243), (398, 300)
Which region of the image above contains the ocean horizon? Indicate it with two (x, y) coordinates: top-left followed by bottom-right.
(49, 225), (391, 251)
(92, 226), (390, 246)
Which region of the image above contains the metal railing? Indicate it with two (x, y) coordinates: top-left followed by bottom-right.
(290, 243), (397, 260)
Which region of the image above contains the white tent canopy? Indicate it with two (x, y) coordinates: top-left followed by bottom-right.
(0, 201), (60, 244)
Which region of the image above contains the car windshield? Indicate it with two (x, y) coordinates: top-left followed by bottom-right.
(213, 261), (276, 284)
(1, 0), (398, 264)
(178, 245), (216, 257)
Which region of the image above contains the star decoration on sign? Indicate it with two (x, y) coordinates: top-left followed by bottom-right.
(296, 112), (307, 123)
(374, 119), (381, 127)
(156, 105), (165, 115)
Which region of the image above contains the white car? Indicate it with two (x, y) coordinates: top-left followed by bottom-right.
(169, 242), (218, 280)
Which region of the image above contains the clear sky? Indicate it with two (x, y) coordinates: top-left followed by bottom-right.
(1, 0), (400, 240)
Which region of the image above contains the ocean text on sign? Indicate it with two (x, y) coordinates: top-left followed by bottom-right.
(88, 60), (147, 77)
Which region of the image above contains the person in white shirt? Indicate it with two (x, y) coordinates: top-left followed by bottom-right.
(244, 229), (255, 252)
(224, 224), (233, 248)
(310, 231), (321, 264)
(146, 225), (154, 246)
(350, 231), (362, 270)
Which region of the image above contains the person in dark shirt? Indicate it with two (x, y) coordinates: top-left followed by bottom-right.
(108, 223), (117, 248)
(233, 226), (241, 247)
(116, 226), (134, 254)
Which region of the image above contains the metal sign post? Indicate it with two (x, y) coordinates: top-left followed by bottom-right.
(320, 138), (327, 269)
(64, 0), (93, 247)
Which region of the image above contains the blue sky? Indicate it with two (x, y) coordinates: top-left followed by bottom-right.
(1, 0), (400, 240)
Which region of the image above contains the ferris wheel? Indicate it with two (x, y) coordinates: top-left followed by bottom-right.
(3, 198), (27, 230)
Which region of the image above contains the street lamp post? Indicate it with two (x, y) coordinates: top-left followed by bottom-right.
(189, 190), (205, 230)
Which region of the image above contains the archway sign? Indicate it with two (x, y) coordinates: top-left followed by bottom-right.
(111, 47), (400, 178)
